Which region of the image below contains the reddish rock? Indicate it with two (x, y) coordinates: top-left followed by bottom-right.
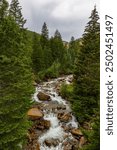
(36, 143), (40, 150)
(27, 108), (44, 120)
(58, 113), (72, 122)
(71, 129), (83, 136)
(37, 92), (51, 101)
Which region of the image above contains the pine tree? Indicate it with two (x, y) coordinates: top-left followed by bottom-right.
(0, 2), (34, 149)
(0, 0), (8, 20)
(40, 22), (53, 68)
(32, 33), (45, 73)
(40, 22), (49, 48)
(72, 6), (100, 149)
(9, 0), (26, 28)
(73, 5), (100, 123)
(54, 29), (62, 39)
(50, 29), (64, 63)
(41, 22), (49, 39)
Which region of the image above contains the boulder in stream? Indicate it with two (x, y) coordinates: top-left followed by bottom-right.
(57, 112), (72, 122)
(35, 119), (51, 130)
(27, 108), (44, 120)
(44, 138), (59, 147)
(71, 128), (83, 136)
(37, 92), (51, 101)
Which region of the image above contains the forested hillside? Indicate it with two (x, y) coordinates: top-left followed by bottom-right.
(0, 0), (100, 150)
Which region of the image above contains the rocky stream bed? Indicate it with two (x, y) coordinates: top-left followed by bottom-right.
(25, 75), (85, 150)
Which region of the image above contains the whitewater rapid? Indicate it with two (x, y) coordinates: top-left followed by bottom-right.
(33, 75), (78, 150)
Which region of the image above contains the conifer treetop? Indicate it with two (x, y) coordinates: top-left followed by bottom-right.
(9, 0), (26, 28)
(41, 22), (49, 39)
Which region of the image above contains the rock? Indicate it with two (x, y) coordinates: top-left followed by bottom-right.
(57, 104), (66, 110)
(27, 108), (44, 120)
(63, 142), (72, 150)
(32, 81), (38, 86)
(44, 139), (52, 147)
(83, 121), (92, 130)
(35, 119), (51, 130)
(58, 112), (72, 122)
(37, 92), (51, 101)
(64, 133), (69, 139)
(71, 129), (83, 136)
(79, 136), (85, 148)
(36, 143), (40, 150)
(62, 125), (71, 132)
(63, 138), (79, 150)
(44, 139), (59, 147)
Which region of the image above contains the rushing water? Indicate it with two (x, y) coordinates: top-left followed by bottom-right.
(33, 75), (79, 150)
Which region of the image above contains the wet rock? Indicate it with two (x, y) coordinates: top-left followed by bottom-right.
(55, 84), (61, 92)
(57, 104), (66, 110)
(62, 125), (71, 132)
(35, 119), (51, 130)
(63, 142), (72, 150)
(44, 139), (59, 147)
(37, 92), (51, 101)
(71, 129), (83, 136)
(44, 139), (51, 147)
(25, 129), (39, 150)
(27, 108), (44, 120)
(58, 112), (72, 122)
(63, 138), (79, 150)
(36, 143), (40, 150)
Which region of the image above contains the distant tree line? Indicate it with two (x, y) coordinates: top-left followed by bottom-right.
(31, 22), (81, 81)
(0, 0), (100, 149)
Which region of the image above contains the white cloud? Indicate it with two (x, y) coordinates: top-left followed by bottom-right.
(7, 0), (100, 41)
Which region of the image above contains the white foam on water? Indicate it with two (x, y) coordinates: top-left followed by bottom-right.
(39, 113), (65, 149)
(66, 115), (78, 128)
(33, 75), (79, 150)
(32, 87), (39, 102)
(40, 143), (63, 150)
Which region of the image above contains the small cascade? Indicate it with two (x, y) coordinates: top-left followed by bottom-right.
(32, 75), (80, 150)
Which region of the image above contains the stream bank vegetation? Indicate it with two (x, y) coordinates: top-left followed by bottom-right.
(60, 5), (100, 150)
(0, 0), (100, 149)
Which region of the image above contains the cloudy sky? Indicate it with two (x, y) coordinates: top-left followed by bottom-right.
(8, 0), (100, 41)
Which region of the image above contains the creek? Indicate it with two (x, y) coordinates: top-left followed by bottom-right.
(33, 75), (80, 150)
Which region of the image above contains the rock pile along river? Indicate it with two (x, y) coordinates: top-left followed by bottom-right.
(27, 75), (84, 150)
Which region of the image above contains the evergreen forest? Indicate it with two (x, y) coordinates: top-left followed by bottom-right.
(0, 0), (100, 150)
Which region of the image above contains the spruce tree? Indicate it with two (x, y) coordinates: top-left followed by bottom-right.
(40, 22), (53, 68)
(32, 33), (45, 73)
(0, 0), (8, 20)
(54, 29), (62, 39)
(72, 6), (100, 149)
(41, 22), (49, 39)
(0, 2), (34, 149)
(50, 29), (64, 63)
(40, 22), (49, 48)
(73, 5), (100, 123)
(9, 0), (26, 28)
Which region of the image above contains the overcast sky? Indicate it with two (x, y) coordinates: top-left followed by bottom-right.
(8, 0), (100, 41)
